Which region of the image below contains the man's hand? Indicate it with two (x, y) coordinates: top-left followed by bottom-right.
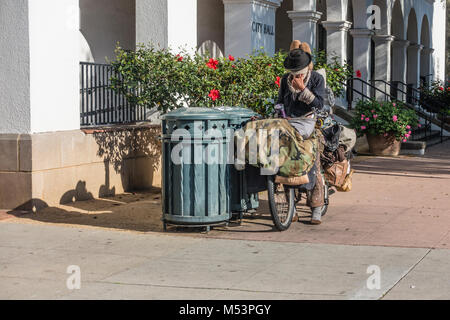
(292, 74), (306, 91)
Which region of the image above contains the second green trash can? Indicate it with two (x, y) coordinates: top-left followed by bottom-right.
(214, 106), (260, 215)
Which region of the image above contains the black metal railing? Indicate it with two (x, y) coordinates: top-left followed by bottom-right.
(344, 78), (448, 145)
(80, 62), (150, 127)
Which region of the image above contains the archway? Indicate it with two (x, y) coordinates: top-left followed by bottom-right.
(372, 0), (392, 98)
(80, 31), (94, 63)
(420, 15), (432, 86)
(350, 0), (374, 83)
(316, 0), (327, 52)
(373, 0), (388, 35)
(391, 0), (404, 40)
(406, 8), (420, 90)
(79, 0), (136, 63)
(390, 0), (407, 100)
(275, 0), (293, 52)
(197, 0), (225, 54)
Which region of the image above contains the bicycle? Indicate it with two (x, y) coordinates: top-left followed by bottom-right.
(265, 109), (335, 231)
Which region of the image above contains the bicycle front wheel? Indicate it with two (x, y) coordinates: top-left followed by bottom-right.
(267, 176), (295, 231)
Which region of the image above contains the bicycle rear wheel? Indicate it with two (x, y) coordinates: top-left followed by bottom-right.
(267, 176), (295, 231)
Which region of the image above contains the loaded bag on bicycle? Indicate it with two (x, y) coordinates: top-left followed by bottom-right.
(242, 119), (318, 178)
(319, 123), (356, 192)
(275, 164), (317, 190)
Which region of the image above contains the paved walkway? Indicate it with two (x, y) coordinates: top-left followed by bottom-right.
(1, 140), (449, 299)
(0, 221), (448, 300)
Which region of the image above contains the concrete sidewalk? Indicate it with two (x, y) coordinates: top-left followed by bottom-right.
(0, 221), (448, 300)
(1, 140), (449, 299)
(4, 140), (448, 249)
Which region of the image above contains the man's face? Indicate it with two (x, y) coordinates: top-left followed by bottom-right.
(291, 67), (309, 80)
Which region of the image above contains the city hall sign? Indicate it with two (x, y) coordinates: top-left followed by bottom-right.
(251, 21), (275, 36)
(224, 0), (281, 57)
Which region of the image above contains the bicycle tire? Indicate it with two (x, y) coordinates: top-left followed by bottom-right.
(267, 176), (295, 231)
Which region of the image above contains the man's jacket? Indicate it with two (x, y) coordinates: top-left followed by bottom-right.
(277, 71), (325, 117)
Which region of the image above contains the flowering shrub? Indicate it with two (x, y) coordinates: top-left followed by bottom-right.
(350, 100), (419, 142)
(313, 50), (353, 98)
(420, 80), (450, 116)
(110, 44), (352, 116)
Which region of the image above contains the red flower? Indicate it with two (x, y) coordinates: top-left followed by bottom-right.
(268, 64), (272, 67)
(177, 56), (183, 62)
(439, 87), (444, 91)
(206, 58), (219, 70)
(356, 70), (362, 78)
(228, 55), (235, 61)
(275, 76), (281, 88)
(231, 65), (236, 68)
(208, 89), (220, 101)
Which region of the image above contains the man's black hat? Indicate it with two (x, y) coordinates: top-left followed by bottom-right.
(283, 48), (312, 71)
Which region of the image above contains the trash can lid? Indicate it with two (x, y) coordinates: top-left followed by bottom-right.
(160, 107), (231, 120)
(214, 106), (257, 119)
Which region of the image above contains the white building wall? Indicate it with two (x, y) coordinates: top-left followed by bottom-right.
(28, 0), (80, 133)
(168, 0), (197, 53)
(136, 0), (168, 48)
(224, 2), (252, 57)
(0, 0), (31, 134)
(431, 0), (446, 81)
(397, 0), (446, 83)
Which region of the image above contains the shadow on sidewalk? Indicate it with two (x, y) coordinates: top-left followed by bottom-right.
(5, 189), (279, 235)
(6, 189), (165, 233)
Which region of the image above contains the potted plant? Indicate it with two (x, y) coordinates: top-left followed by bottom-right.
(420, 80), (450, 124)
(351, 99), (419, 156)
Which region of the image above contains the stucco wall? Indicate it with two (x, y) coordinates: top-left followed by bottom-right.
(0, 0), (31, 134)
(168, 0), (197, 53)
(136, 0), (168, 48)
(28, 0), (80, 133)
(430, 0), (446, 81)
(80, 0), (136, 63)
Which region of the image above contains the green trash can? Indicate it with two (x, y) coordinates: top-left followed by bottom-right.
(214, 106), (260, 214)
(160, 107), (232, 230)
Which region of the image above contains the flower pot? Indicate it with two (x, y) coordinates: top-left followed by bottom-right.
(366, 134), (401, 156)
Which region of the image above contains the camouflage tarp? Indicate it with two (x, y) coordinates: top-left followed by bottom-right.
(241, 119), (318, 177)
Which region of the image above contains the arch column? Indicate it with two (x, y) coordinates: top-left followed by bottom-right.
(287, 10), (323, 50)
(350, 28), (374, 101)
(421, 47), (434, 86)
(321, 21), (352, 65)
(392, 40), (409, 83)
(407, 43), (424, 89)
(372, 34), (395, 99)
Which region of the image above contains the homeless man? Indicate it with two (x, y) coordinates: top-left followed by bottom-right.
(276, 47), (327, 225)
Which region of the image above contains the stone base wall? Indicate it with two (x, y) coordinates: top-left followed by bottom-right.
(0, 125), (162, 210)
